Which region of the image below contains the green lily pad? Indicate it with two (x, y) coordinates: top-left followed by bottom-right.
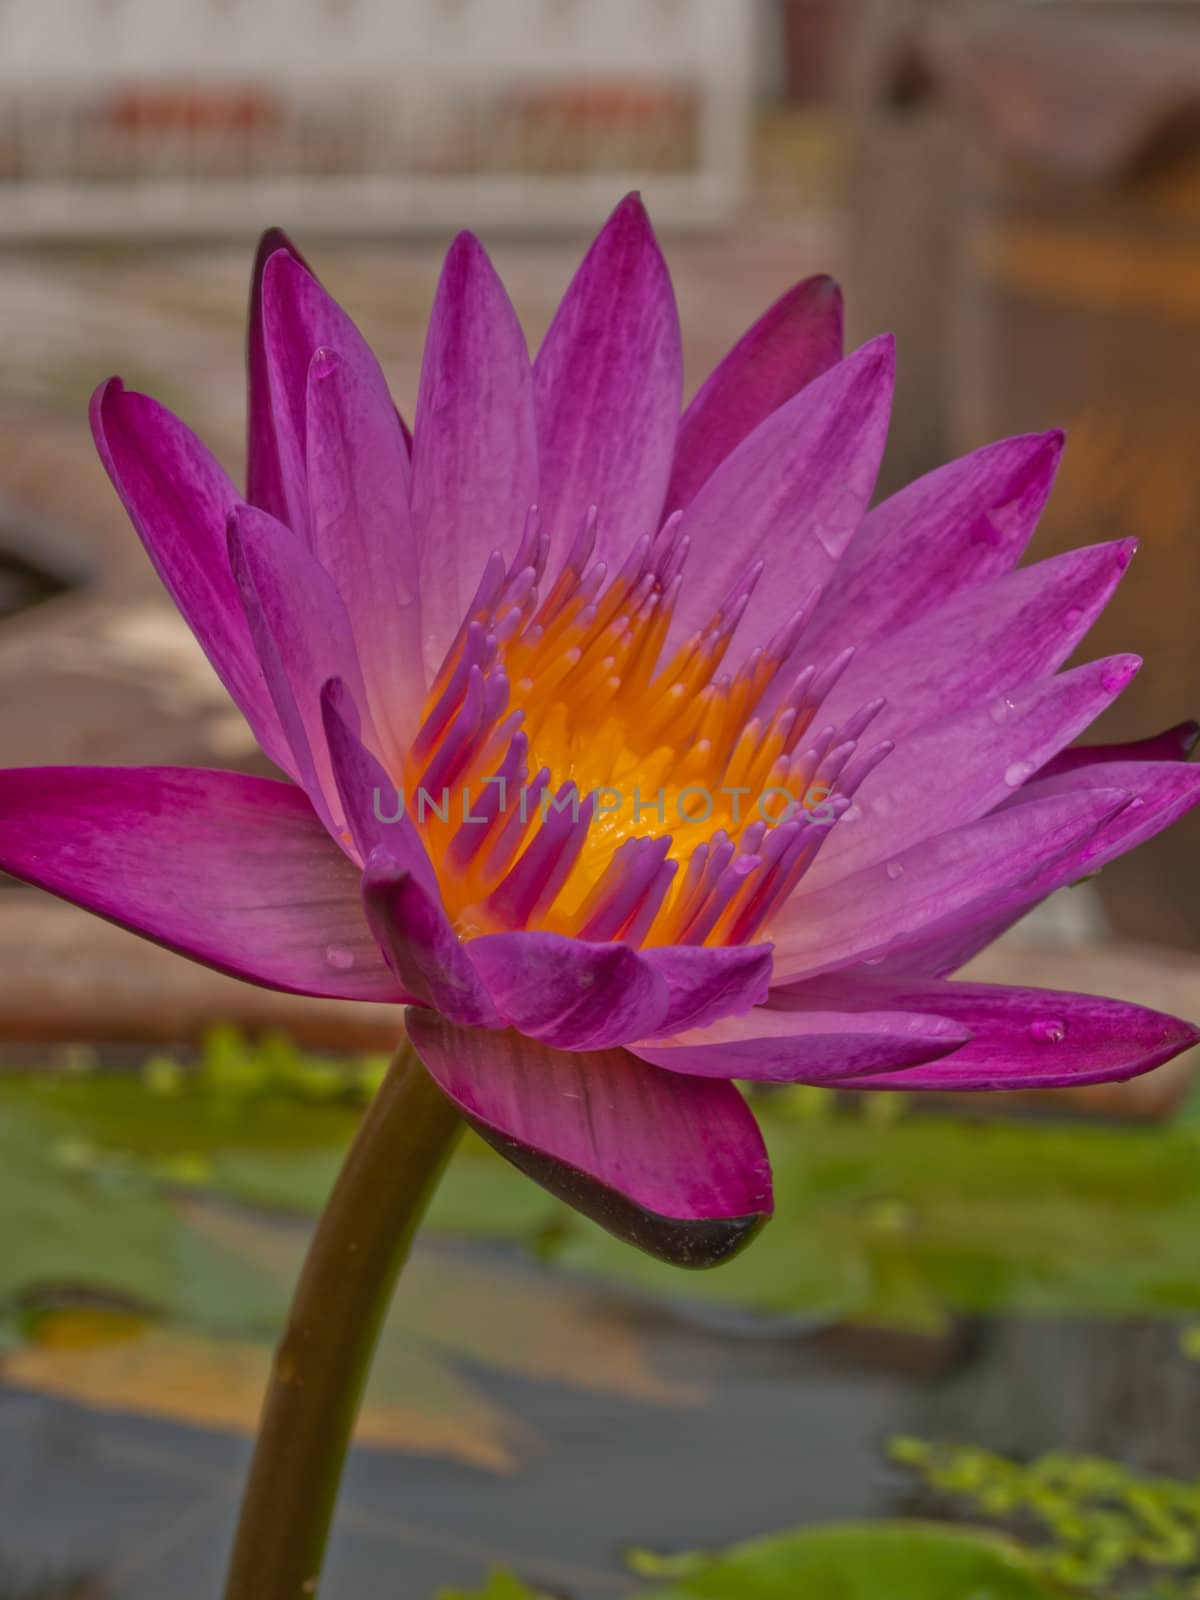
(440, 1523), (1061, 1599)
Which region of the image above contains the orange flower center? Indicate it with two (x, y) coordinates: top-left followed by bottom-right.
(402, 514), (876, 947)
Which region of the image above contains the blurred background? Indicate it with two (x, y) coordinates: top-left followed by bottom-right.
(3, 4), (1200, 1598)
(4, 0), (1200, 1099)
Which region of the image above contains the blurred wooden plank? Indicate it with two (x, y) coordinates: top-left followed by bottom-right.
(0, 891), (401, 1052)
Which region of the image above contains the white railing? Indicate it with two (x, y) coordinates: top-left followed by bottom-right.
(0, 0), (754, 234)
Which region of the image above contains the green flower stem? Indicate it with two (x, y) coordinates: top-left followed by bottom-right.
(222, 1036), (462, 1600)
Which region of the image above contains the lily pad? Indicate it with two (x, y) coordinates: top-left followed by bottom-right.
(440, 1524), (1062, 1599)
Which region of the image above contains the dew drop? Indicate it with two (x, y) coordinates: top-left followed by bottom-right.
(841, 803), (863, 825)
(862, 954), (887, 967)
(1101, 663), (1131, 694)
(989, 696), (1018, 725)
(812, 521), (841, 559)
(1064, 605), (1084, 629)
(325, 944), (356, 972)
(1030, 1017), (1067, 1044)
(1004, 760), (1034, 788)
(885, 860), (904, 880)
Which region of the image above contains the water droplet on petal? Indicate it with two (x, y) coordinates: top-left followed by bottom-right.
(989, 696), (1018, 725)
(1030, 1017), (1066, 1044)
(841, 803), (863, 825)
(1064, 606), (1084, 629)
(812, 521), (840, 559)
(1129, 796), (1145, 810)
(885, 860), (904, 880)
(862, 954), (887, 967)
(1101, 663), (1131, 694)
(1004, 760), (1034, 788)
(325, 944), (356, 972)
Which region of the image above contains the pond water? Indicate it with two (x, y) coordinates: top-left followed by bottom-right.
(1, 1045), (1198, 1598)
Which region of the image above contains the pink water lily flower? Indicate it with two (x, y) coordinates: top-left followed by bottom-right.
(3, 196), (1199, 1264)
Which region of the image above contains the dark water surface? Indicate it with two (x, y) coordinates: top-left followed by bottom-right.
(2, 1228), (1198, 1599)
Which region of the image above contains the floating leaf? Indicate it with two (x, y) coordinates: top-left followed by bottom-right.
(440, 1525), (1060, 1600)
(437, 1574), (549, 1600)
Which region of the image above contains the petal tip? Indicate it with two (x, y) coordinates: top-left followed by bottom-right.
(253, 225), (305, 273)
(89, 375), (126, 451)
(471, 1120), (772, 1269)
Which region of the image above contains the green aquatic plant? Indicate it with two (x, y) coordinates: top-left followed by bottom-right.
(891, 1437), (1200, 1593)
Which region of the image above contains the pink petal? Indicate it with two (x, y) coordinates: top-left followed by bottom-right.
(791, 977), (1200, 1091)
(830, 762), (1200, 982)
(769, 788), (1133, 984)
(307, 347), (425, 763)
(319, 679), (439, 896)
(668, 336), (894, 654)
(799, 431), (1063, 665)
(246, 226), (311, 526)
(533, 193), (682, 570)
(806, 654), (1140, 887)
(1039, 719), (1200, 778)
(411, 232), (539, 677)
(90, 379), (292, 776)
(641, 943), (774, 1035)
(633, 1004), (968, 1082)
(405, 1008), (773, 1260)
(467, 930), (669, 1050)
(260, 250), (409, 538)
(819, 540), (1137, 745)
(227, 505), (369, 835)
(880, 758), (1200, 978)
(0, 767), (402, 1000)
(666, 274), (843, 512)
(361, 851), (499, 1027)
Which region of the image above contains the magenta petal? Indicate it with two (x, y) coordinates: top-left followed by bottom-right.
(879, 757), (1200, 978)
(319, 679), (439, 897)
(228, 503), (369, 834)
(90, 379), (292, 776)
(405, 1008), (773, 1261)
(261, 250), (408, 537)
(467, 930), (668, 1050)
(800, 431), (1064, 665)
(668, 336), (894, 654)
(807, 654), (1140, 886)
(411, 232), (539, 676)
(641, 943), (774, 1035)
(820, 540), (1137, 744)
(770, 788), (1133, 983)
(0, 766), (402, 1000)
(1020, 759), (1200, 863)
(307, 348), (425, 763)
(798, 978), (1200, 1091)
(633, 1005), (968, 1082)
(666, 274), (844, 512)
(247, 227), (311, 526)
(534, 193), (682, 570)
(361, 851), (499, 1027)
(1039, 719), (1200, 778)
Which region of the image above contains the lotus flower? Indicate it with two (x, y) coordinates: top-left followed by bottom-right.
(3, 196), (1198, 1265)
